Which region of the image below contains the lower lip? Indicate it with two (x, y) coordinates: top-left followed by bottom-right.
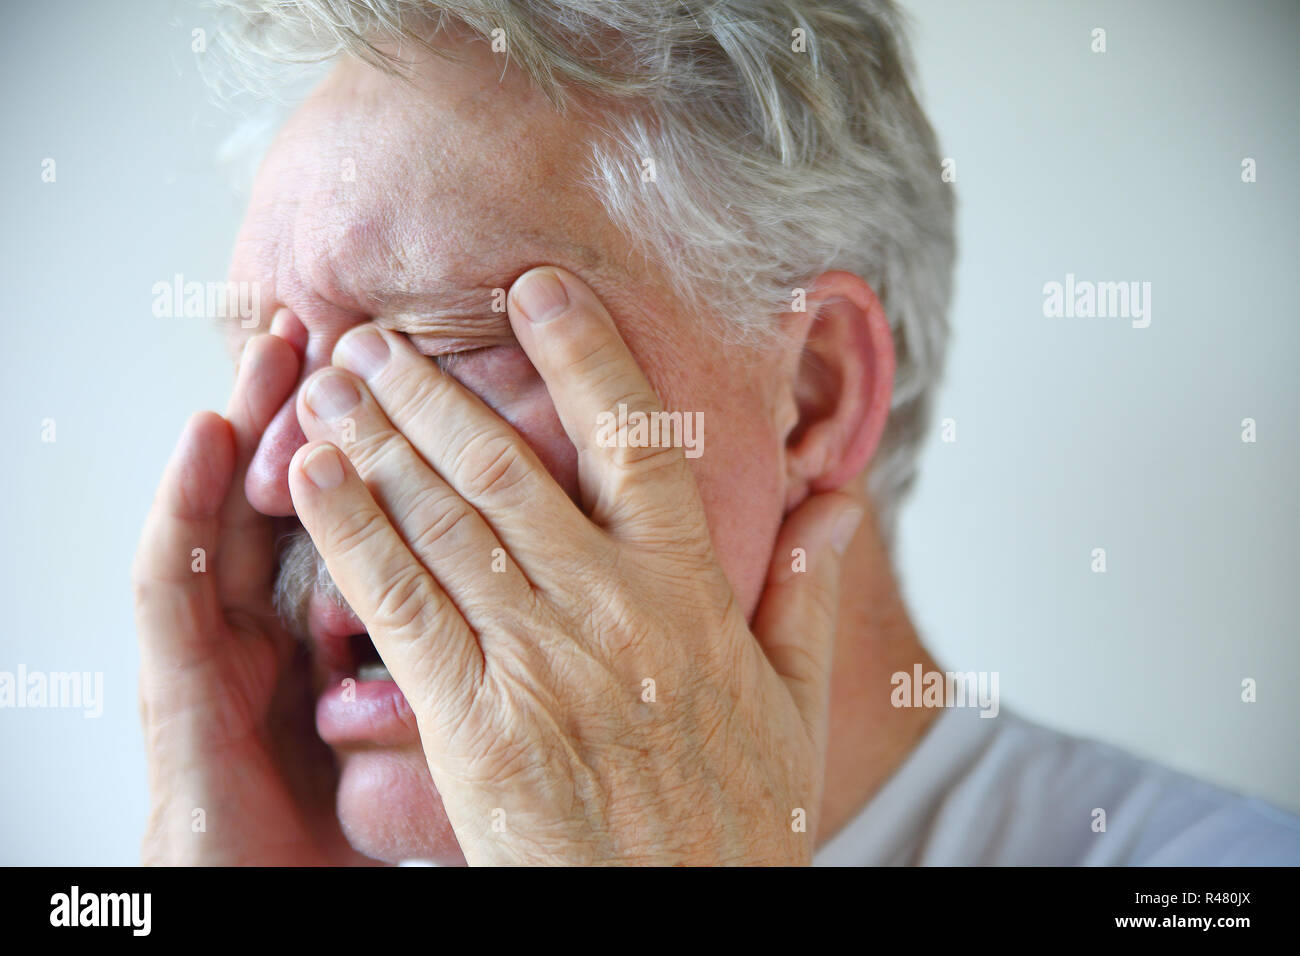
(316, 677), (418, 746)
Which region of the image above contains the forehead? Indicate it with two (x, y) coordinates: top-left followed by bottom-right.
(231, 42), (622, 327)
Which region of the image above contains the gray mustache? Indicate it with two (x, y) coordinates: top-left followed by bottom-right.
(272, 527), (352, 640)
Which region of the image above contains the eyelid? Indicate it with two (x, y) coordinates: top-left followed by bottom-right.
(421, 342), (490, 357)
(433, 344), (489, 373)
(405, 328), (512, 351)
(406, 331), (518, 361)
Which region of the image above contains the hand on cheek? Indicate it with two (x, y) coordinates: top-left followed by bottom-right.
(134, 311), (374, 866)
(288, 267), (863, 865)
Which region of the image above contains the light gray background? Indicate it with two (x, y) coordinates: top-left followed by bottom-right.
(1, 0), (1296, 864)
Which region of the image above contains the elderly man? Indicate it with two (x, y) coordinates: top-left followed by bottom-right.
(133, 0), (1298, 865)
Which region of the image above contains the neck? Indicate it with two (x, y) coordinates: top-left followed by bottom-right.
(816, 497), (938, 845)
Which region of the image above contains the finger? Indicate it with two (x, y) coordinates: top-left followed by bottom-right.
(269, 305), (308, 355)
(295, 364), (536, 614)
(505, 267), (706, 546)
(330, 324), (590, 571)
(216, 324), (302, 603)
(132, 411), (234, 670)
(287, 441), (482, 723)
(751, 493), (863, 750)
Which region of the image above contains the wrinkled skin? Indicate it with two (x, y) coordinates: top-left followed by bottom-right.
(134, 39), (897, 864)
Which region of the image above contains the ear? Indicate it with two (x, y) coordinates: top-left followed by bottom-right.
(780, 271), (895, 507)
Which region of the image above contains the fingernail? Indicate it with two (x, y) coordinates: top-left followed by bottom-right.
(830, 508), (864, 556)
(336, 326), (390, 379)
(303, 445), (344, 490)
(512, 270), (569, 323)
(305, 371), (360, 421)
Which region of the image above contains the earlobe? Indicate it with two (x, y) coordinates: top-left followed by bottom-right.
(783, 271), (895, 496)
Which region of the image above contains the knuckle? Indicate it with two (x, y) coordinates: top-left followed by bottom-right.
(452, 434), (531, 500)
(328, 505), (389, 558)
(338, 428), (399, 474)
(553, 323), (612, 374)
(409, 492), (480, 560)
(396, 365), (455, 423)
(602, 448), (693, 519)
(372, 564), (435, 636)
(613, 436), (684, 474)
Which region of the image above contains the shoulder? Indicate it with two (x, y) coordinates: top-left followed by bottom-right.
(816, 706), (1300, 866)
(984, 711), (1300, 865)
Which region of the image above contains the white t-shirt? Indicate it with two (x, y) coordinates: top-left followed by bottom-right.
(813, 705), (1300, 866)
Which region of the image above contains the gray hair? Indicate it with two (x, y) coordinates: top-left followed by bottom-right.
(212, 0), (955, 543)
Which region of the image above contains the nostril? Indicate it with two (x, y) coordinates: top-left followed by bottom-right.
(245, 399), (308, 516)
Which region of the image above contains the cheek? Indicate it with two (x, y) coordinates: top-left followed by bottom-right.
(689, 413), (785, 619)
(614, 321), (788, 613)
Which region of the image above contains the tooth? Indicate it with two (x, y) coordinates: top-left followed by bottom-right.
(357, 661), (395, 683)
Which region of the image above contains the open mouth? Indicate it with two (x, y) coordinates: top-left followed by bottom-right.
(301, 588), (401, 689)
(278, 512), (415, 745)
(349, 633), (395, 683)
(312, 608), (417, 746)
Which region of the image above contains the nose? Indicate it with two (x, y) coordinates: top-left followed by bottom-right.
(246, 318), (347, 516)
(246, 398), (309, 515)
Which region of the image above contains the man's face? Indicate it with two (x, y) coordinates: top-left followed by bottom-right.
(228, 41), (792, 863)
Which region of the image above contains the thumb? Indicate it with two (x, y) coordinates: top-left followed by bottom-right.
(751, 492), (863, 743)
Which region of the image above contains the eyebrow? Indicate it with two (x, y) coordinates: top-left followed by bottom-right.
(361, 235), (605, 342)
(235, 233), (605, 344)
(368, 276), (508, 321)
(357, 272), (513, 350)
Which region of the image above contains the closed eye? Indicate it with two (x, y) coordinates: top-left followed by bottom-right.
(432, 344), (537, 393)
(432, 345), (491, 374)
